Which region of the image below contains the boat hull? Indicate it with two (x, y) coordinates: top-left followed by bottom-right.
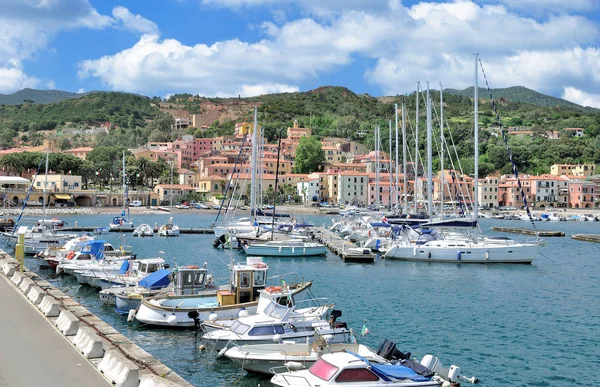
(244, 245), (327, 257)
(385, 243), (538, 263)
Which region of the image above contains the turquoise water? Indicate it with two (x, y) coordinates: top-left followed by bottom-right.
(14, 213), (600, 386)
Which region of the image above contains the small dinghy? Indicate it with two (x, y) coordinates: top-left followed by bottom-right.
(133, 224), (154, 237)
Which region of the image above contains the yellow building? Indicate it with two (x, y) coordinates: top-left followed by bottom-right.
(550, 164), (596, 177)
(235, 121), (260, 137)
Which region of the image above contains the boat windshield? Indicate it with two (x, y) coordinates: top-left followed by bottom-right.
(253, 270), (265, 286)
(308, 359), (339, 381)
(230, 321), (250, 335)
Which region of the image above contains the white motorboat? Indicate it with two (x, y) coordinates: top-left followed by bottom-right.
(133, 224), (154, 237)
(39, 235), (95, 270)
(202, 301), (347, 351)
(135, 257), (313, 327)
(57, 240), (134, 275)
(243, 240), (327, 257)
(271, 350), (478, 387)
(158, 218), (180, 237)
(224, 337), (388, 375)
(74, 257), (168, 289)
(109, 216), (135, 230)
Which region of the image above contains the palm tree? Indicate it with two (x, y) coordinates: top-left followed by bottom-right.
(136, 157), (151, 188)
(0, 154), (24, 176)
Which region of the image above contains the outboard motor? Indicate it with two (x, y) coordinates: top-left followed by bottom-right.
(188, 311), (201, 333)
(376, 339), (411, 361)
(328, 310), (347, 329)
(212, 234), (227, 248)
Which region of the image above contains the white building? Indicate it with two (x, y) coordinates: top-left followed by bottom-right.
(337, 172), (369, 205)
(478, 176), (499, 209)
(297, 178), (320, 203)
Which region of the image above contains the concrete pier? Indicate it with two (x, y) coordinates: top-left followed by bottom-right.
(571, 234), (600, 243)
(315, 227), (376, 263)
(491, 226), (565, 237)
(0, 269), (111, 387)
(0, 252), (193, 387)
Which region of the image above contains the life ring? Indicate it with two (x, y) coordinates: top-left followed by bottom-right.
(66, 251), (76, 260)
(265, 286), (282, 293)
(253, 263), (267, 268)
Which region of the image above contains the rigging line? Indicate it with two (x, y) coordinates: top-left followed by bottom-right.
(12, 155), (45, 233)
(215, 134), (248, 223)
(478, 57), (538, 235)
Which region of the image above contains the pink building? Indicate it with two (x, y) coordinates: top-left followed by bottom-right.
(568, 181), (595, 208)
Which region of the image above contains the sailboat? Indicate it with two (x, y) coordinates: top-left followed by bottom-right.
(385, 55), (540, 263)
(109, 152), (134, 230)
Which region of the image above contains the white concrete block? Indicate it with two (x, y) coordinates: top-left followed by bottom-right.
(98, 349), (140, 387)
(55, 309), (80, 336)
(27, 286), (45, 305)
(10, 271), (24, 286)
(139, 374), (186, 387)
(19, 277), (34, 294)
(72, 327), (104, 359)
(39, 296), (61, 317)
(3, 263), (15, 277)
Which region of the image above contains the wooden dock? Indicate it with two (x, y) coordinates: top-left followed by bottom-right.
(491, 227), (565, 237)
(571, 234), (600, 243)
(315, 227), (375, 263)
(62, 227), (214, 234)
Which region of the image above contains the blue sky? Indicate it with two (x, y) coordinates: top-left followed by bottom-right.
(1, 0), (600, 107)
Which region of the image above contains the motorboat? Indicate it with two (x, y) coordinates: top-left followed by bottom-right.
(135, 257), (313, 327)
(94, 226), (110, 235)
(270, 346), (479, 386)
(99, 268), (172, 307)
(158, 218), (180, 237)
(4, 220), (80, 255)
(243, 240), (327, 257)
(74, 257), (168, 289)
(224, 335), (389, 375)
(202, 305), (350, 352)
(109, 216), (135, 230)
(56, 240), (134, 275)
(133, 224), (154, 237)
(39, 235), (95, 270)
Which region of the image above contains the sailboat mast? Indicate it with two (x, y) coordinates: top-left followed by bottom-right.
(394, 104), (399, 214)
(388, 120), (393, 210)
(122, 151), (126, 211)
(43, 148), (49, 221)
(426, 83), (433, 221)
(474, 54), (479, 220)
(375, 126), (380, 208)
(169, 160), (174, 207)
(402, 102), (408, 214)
(440, 83), (444, 220)
(414, 82), (420, 214)
(250, 107), (258, 217)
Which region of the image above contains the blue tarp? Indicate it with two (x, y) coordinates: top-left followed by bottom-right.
(139, 269), (171, 289)
(118, 260), (130, 274)
(82, 240), (106, 260)
(348, 352), (430, 382)
(370, 222), (392, 228)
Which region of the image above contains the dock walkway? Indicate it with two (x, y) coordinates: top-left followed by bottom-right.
(315, 227), (375, 263)
(0, 267), (111, 387)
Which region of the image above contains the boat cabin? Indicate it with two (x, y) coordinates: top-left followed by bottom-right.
(70, 240), (106, 262)
(218, 257), (268, 307)
(173, 265), (213, 295)
(118, 258), (167, 277)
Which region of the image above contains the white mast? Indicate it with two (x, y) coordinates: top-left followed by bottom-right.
(43, 148), (49, 221)
(426, 83), (433, 221)
(414, 82), (420, 214)
(250, 107), (258, 217)
(388, 120), (393, 210)
(439, 83), (444, 220)
(402, 102), (408, 214)
(375, 126), (380, 208)
(474, 54), (479, 220)
(169, 159), (174, 207)
(394, 103), (399, 214)
(122, 151), (126, 212)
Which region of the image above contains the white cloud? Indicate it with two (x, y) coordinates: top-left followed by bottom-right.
(112, 6), (159, 35)
(76, 88), (85, 94)
(562, 87), (600, 108)
(79, 0), (600, 103)
(0, 64), (40, 93)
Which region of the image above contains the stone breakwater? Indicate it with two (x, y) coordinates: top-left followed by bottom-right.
(0, 252), (193, 387)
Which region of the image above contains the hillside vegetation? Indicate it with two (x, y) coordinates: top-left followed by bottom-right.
(0, 88), (80, 105)
(1, 86), (600, 176)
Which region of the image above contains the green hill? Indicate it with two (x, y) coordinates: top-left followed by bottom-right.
(0, 88), (81, 105)
(444, 86), (597, 112)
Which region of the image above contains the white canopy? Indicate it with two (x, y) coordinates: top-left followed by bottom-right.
(0, 176), (31, 185)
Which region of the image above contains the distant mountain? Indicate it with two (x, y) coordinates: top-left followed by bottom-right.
(444, 86), (597, 112)
(0, 88), (81, 105)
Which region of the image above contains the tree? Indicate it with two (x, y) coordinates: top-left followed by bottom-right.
(293, 136), (325, 174)
(58, 138), (72, 151)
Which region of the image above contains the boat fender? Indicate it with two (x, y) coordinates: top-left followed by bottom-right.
(457, 252), (462, 261)
(238, 308), (249, 318)
(208, 312), (218, 321)
(284, 362), (305, 371)
(442, 382), (452, 387)
(485, 251), (489, 260)
(428, 251), (431, 259)
(198, 344), (206, 351)
(413, 247), (417, 256)
(127, 309), (136, 323)
(218, 347), (228, 357)
(66, 251), (75, 260)
(273, 334), (282, 343)
(167, 314), (178, 326)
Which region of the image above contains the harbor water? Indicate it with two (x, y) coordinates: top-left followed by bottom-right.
(12, 213), (600, 386)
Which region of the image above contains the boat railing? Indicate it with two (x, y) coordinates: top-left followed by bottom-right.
(269, 368), (312, 385)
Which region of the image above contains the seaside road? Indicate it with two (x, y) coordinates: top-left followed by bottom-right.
(0, 274), (111, 387)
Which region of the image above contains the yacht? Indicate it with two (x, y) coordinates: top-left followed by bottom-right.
(243, 240), (327, 257)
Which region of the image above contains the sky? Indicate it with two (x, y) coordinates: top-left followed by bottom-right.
(1, 0), (600, 107)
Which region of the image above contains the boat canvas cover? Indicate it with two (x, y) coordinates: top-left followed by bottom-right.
(118, 260), (130, 274)
(83, 240), (106, 260)
(349, 352), (430, 382)
(370, 222), (391, 228)
(139, 269), (171, 289)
